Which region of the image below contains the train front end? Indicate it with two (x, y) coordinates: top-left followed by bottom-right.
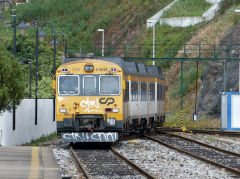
(54, 59), (124, 143)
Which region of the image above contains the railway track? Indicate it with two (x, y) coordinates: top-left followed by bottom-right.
(70, 146), (156, 179)
(145, 132), (240, 177)
(158, 127), (240, 136)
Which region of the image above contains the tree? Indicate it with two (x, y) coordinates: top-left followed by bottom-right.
(0, 44), (25, 112)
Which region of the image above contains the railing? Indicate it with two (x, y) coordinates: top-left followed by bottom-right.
(90, 43), (240, 61)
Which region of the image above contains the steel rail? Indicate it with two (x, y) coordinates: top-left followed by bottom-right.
(70, 146), (92, 179)
(110, 146), (156, 179)
(145, 135), (240, 177)
(161, 131), (240, 157)
(158, 127), (240, 136)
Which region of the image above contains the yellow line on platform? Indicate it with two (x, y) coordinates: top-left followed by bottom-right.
(28, 147), (39, 179)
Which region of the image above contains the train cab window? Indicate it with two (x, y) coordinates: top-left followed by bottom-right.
(100, 75), (120, 95)
(58, 75), (79, 95)
(141, 83), (147, 101)
(131, 82), (138, 101)
(83, 76), (96, 95)
(149, 83), (155, 101)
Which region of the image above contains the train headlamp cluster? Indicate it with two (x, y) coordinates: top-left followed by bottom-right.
(107, 118), (116, 126)
(84, 65), (94, 72)
(105, 108), (119, 113)
(59, 108), (67, 113)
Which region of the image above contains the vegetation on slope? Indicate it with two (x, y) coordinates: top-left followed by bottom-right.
(162, 0), (212, 18)
(164, 4), (240, 129)
(8, 0), (174, 54)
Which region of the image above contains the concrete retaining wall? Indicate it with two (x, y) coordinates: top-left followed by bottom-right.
(147, 0), (223, 28)
(202, 3), (220, 21)
(147, 0), (180, 28)
(0, 99), (56, 146)
(159, 17), (204, 27)
(205, 0), (222, 4)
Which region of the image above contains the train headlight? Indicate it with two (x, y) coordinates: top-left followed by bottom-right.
(113, 108), (119, 113)
(107, 118), (116, 126)
(84, 64), (94, 72)
(59, 108), (67, 113)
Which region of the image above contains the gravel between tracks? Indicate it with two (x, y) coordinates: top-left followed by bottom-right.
(51, 146), (83, 178)
(115, 139), (238, 179)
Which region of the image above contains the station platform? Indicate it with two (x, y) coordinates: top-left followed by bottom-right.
(0, 146), (61, 179)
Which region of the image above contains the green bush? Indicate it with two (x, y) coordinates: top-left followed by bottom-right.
(219, 0), (240, 14)
(0, 44), (25, 112)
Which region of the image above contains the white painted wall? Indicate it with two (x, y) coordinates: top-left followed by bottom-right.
(0, 99), (56, 146)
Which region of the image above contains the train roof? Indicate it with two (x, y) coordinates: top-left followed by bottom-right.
(63, 56), (165, 80)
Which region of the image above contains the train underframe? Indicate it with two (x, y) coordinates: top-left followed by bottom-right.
(58, 113), (165, 143)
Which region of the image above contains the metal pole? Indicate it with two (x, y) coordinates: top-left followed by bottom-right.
(194, 61), (198, 122)
(53, 31), (56, 122)
(64, 39), (67, 57)
(12, 8), (16, 130)
(224, 59), (226, 93)
(180, 44), (187, 111)
(12, 9), (16, 57)
(35, 22), (39, 125)
(180, 61), (183, 110)
(29, 60), (32, 98)
(153, 22), (155, 65)
(102, 31), (104, 56)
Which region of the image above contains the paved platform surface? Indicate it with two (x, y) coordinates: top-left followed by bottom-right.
(0, 146), (61, 179)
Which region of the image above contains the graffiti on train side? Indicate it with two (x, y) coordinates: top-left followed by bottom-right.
(62, 132), (119, 142)
(80, 97), (101, 113)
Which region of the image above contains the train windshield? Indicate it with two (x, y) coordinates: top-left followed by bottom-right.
(100, 75), (120, 95)
(83, 76), (96, 95)
(58, 75), (79, 95)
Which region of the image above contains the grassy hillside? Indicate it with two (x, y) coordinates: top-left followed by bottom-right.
(162, 0), (212, 18)
(3, 0), (173, 54)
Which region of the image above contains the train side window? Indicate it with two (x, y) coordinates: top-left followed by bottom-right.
(131, 82), (138, 101)
(160, 85), (162, 100)
(163, 85), (165, 100)
(157, 83), (160, 100)
(141, 83), (147, 101)
(149, 83), (155, 101)
(124, 81), (129, 101)
(160, 85), (164, 100)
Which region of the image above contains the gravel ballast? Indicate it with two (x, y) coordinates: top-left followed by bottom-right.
(176, 132), (240, 153)
(51, 146), (83, 178)
(115, 139), (238, 178)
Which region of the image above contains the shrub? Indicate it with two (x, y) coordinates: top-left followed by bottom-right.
(0, 44), (25, 111)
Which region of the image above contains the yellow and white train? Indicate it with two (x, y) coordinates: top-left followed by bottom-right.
(53, 57), (167, 142)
